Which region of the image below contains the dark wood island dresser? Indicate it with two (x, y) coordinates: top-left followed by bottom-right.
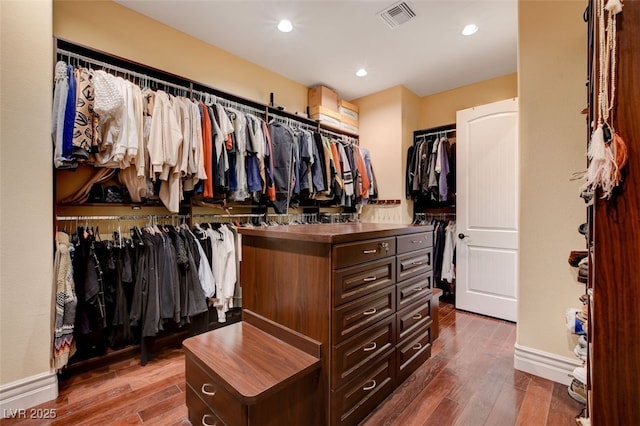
(236, 223), (435, 425)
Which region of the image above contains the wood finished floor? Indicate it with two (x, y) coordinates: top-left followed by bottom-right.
(4, 301), (583, 425)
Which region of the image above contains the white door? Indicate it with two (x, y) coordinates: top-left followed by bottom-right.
(456, 98), (519, 322)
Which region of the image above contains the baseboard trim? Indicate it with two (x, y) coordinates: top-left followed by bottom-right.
(514, 343), (582, 385)
(0, 371), (58, 417)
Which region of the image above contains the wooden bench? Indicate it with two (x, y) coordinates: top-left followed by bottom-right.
(183, 310), (322, 426)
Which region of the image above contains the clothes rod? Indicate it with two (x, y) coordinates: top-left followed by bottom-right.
(191, 90), (266, 117)
(56, 214), (190, 221)
(320, 128), (358, 142)
(416, 128), (457, 139)
(269, 112), (318, 132)
(56, 48), (191, 94)
(191, 213), (264, 218)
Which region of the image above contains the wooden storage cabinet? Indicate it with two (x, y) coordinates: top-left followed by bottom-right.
(395, 230), (433, 387)
(330, 352), (396, 425)
(238, 223), (434, 425)
(332, 286), (395, 343)
(332, 257), (396, 306)
(183, 311), (322, 426)
(186, 358), (246, 425)
(585, 2), (640, 424)
(330, 314), (395, 389)
(396, 323), (431, 385)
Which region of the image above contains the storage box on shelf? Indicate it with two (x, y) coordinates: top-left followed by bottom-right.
(310, 105), (359, 136)
(308, 85), (339, 112)
(338, 99), (359, 121)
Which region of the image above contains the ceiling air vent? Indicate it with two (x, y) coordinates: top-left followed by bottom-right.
(378, 1), (416, 29)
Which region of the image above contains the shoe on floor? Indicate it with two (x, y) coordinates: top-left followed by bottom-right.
(574, 344), (587, 361)
(573, 366), (587, 384)
(578, 223), (588, 236)
(569, 250), (588, 267)
(578, 335), (587, 348)
(568, 378), (587, 405)
(566, 308), (587, 335)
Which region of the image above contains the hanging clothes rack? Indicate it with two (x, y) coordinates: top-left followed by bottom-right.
(414, 212), (456, 223)
(56, 214), (190, 222)
(55, 38), (360, 142)
(268, 111), (318, 133)
(57, 48), (191, 96)
(191, 89), (266, 117)
(320, 127), (358, 144)
(413, 123), (456, 140)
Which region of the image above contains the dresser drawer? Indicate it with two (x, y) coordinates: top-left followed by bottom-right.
(333, 257), (396, 306)
(187, 384), (241, 426)
(397, 232), (432, 254)
(397, 297), (432, 343)
(333, 237), (396, 269)
(396, 323), (432, 386)
(333, 286), (395, 344)
(396, 248), (433, 282)
(186, 357), (246, 426)
(331, 352), (395, 425)
(331, 314), (396, 389)
(397, 273), (432, 311)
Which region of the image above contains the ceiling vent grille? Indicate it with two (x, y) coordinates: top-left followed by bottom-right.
(378, 1), (416, 29)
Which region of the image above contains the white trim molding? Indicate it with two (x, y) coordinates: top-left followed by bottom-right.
(0, 371), (58, 417)
(514, 343), (582, 385)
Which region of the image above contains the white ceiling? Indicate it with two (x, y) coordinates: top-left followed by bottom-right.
(115, 0), (518, 101)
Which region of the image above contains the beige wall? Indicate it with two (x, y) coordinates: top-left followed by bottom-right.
(53, 0), (309, 115)
(0, 0), (54, 386)
(400, 87), (423, 223)
(517, 1), (587, 358)
(354, 86), (404, 223)
(356, 85), (421, 224)
(420, 73), (518, 129)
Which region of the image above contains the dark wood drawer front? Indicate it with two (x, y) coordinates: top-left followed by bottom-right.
(396, 249), (433, 282)
(331, 314), (395, 389)
(396, 324), (432, 386)
(331, 353), (395, 426)
(333, 237), (396, 269)
(186, 358), (245, 426)
(396, 232), (432, 254)
(187, 384), (239, 426)
(397, 298), (432, 343)
(333, 286), (396, 344)
(333, 257), (396, 306)
(397, 273), (432, 311)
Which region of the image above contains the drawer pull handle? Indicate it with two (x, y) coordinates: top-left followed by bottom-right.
(412, 240), (423, 244)
(363, 380), (377, 391)
(201, 383), (216, 396)
(363, 342), (377, 352)
(412, 314), (423, 320)
(363, 249), (378, 254)
(413, 287), (424, 292)
(363, 276), (377, 282)
(363, 308), (377, 316)
(413, 343), (423, 351)
(411, 261), (424, 266)
(202, 414), (220, 426)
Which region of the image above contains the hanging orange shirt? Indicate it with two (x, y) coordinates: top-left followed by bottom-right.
(354, 146), (370, 199)
(200, 102), (213, 197)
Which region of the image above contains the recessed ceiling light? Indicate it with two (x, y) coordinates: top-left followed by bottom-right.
(461, 24), (479, 36)
(355, 68), (368, 77)
(277, 19), (293, 33)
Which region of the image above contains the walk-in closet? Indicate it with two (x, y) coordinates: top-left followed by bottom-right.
(1, 1), (638, 425)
